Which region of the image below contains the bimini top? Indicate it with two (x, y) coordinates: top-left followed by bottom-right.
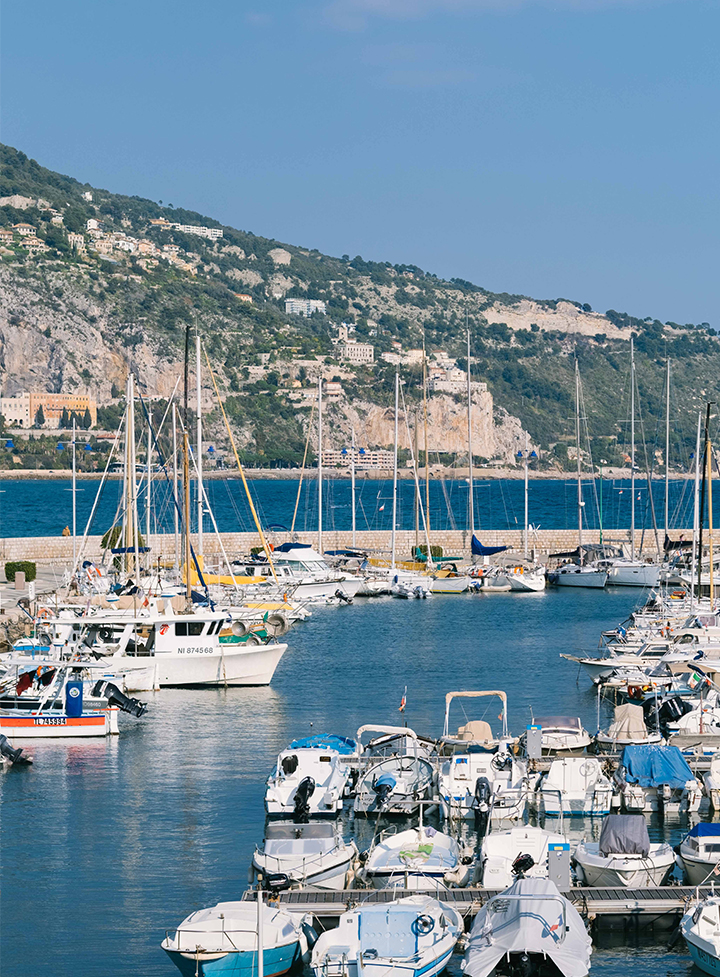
(288, 733), (358, 755)
(534, 716), (582, 731)
(621, 744), (694, 789)
(686, 823), (720, 839)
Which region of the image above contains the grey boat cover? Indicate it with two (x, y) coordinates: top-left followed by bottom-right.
(464, 878), (592, 977)
(598, 814), (650, 858)
(608, 703), (648, 741)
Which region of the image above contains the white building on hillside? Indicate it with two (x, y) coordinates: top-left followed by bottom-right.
(285, 298), (326, 317)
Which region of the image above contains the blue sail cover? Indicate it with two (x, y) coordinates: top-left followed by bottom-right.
(471, 535), (509, 557)
(288, 733), (358, 754)
(621, 744), (694, 788)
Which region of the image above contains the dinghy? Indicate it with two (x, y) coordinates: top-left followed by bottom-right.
(678, 823), (720, 885)
(265, 735), (357, 819)
(310, 895), (462, 977)
(479, 825), (569, 889)
(614, 744), (702, 813)
(361, 823), (472, 890)
(252, 821), (357, 891)
(463, 877), (592, 977)
(681, 894), (720, 976)
(522, 716), (593, 756)
(573, 814), (674, 887)
(537, 756), (613, 816)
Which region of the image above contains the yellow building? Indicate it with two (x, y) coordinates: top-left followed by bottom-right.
(0, 391), (97, 428)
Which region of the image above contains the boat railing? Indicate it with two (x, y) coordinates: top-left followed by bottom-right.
(485, 892), (568, 942)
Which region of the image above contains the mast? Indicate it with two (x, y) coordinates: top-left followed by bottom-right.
(183, 329), (192, 605)
(414, 408), (419, 551)
(630, 337), (636, 561)
(423, 344), (430, 539)
(698, 404), (711, 601)
(146, 418), (152, 556)
(692, 412), (702, 610)
(708, 407), (715, 604)
(172, 404), (179, 569)
(317, 376), (323, 555)
(466, 321), (475, 538)
(351, 426), (356, 549)
(524, 433), (529, 560)
(391, 371), (399, 569)
(665, 358), (670, 539)
(196, 333), (203, 558)
(575, 360), (583, 550)
(71, 417), (77, 568)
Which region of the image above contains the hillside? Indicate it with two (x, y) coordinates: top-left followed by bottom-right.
(0, 143), (716, 471)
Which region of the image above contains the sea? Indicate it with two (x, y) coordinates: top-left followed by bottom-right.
(0, 587), (701, 976)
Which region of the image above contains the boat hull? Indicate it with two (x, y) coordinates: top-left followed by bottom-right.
(117, 643), (287, 690)
(163, 940), (301, 977)
(550, 570), (608, 588)
(0, 710), (113, 738)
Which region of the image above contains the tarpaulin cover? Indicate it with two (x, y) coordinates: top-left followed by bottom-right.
(471, 535), (508, 556)
(620, 744), (693, 789)
(687, 823), (720, 839)
(599, 815), (650, 858)
(608, 703), (648, 740)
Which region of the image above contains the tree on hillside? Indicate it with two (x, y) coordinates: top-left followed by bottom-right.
(83, 408), (92, 430)
(60, 407), (69, 429)
(34, 405), (45, 428)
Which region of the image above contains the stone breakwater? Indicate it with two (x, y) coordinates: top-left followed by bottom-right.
(0, 528), (686, 567)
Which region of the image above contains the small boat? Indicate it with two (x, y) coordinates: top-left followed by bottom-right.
(537, 756), (613, 817)
(678, 823), (720, 885)
(572, 814), (674, 887)
(681, 893), (720, 976)
(595, 702), (663, 752)
(265, 734), (357, 819)
(523, 716), (593, 756)
(614, 744), (703, 813)
(391, 576), (433, 599)
(361, 823), (473, 891)
(479, 825), (568, 889)
(310, 895), (462, 977)
(354, 725), (436, 816)
(548, 564), (608, 588)
(505, 564), (547, 593)
(251, 821), (357, 891)
(704, 752), (720, 811)
(162, 898), (312, 977)
(463, 877), (592, 977)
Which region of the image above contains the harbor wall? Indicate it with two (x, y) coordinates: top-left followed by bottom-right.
(0, 528), (685, 566)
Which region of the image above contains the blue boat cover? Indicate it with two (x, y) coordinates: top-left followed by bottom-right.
(471, 535), (509, 556)
(621, 744), (693, 788)
(687, 823), (720, 838)
(288, 733), (358, 754)
(275, 542), (312, 552)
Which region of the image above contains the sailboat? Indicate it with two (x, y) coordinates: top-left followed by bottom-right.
(505, 437), (546, 592)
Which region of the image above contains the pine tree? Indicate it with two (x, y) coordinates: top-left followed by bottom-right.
(34, 405), (45, 427)
(60, 407), (69, 429)
(83, 408), (92, 430)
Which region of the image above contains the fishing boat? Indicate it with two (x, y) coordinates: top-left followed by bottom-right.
(479, 825), (569, 889)
(681, 893), (720, 975)
(535, 756), (613, 817)
(162, 897), (313, 977)
(251, 821), (357, 891)
(614, 744), (703, 813)
(463, 877), (592, 977)
(265, 734), (357, 819)
(354, 725), (436, 816)
(310, 895), (462, 977)
(678, 824), (720, 885)
(361, 823), (472, 891)
(572, 814), (674, 887)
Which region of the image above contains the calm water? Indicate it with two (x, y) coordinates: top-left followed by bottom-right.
(0, 589), (703, 976)
(0, 475), (705, 537)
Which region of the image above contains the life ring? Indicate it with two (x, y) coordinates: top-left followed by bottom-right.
(412, 915), (435, 936)
(159, 624), (169, 636)
(671, 590), (686, 599)
(37, 608), (51, 620)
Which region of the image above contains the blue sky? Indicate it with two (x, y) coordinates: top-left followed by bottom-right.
(2, 0), (718, 325)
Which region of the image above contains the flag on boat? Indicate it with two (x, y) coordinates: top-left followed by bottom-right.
(379, 504), (385, 511)
(399, 686), (407, 712)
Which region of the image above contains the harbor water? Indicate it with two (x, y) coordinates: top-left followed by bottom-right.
(0, 588), (701, 976)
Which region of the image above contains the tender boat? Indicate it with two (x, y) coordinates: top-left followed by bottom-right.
(523, 716), (593, 756)
(678, 823), (720, 885)
(572, 814), (674, 887)
(595, 702), (663, 752)
(310, 895), (462, 977)
(361, 823), (472, 891)
(548, 564), (608, 588)
(479, 825), (568, 889)
(537, 756), (613, 816)
(265, 734), (357, 819)
(354, 725), (436, 816)
(251, 821), (357, 891)
(162, 898), (312, 977)
(463, 877), (592, 977)
(614, 744), (703, 813)
(391, 577), (433, 599)
(681, 894), (720, 976)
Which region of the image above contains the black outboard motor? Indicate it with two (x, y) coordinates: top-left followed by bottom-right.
(657, 695), (693, 736)
(0, 734), (32, 765)
(334, 589), (353, 605)
(293, 776), (316, 823)
(262, 872), (291, 893)
(472, 776), (492, 836)
(511, 852), (535, 879)
(91, 680), (147, 718)
(371, 773), (396, 810)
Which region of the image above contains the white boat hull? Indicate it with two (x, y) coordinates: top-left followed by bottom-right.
(551, 569), (608, 588)
(607, 564), (661, 588)
(115, 642), (287, 690)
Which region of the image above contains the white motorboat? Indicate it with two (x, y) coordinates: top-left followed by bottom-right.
(548, 564), (608, 588)
(704, 752), (720, 811)
(311, 895), (462, 977)
(354, 724), (436, 816)
(573, 814), (674, 887)
(439, 691), (527, 823)
(239, 543), (364, 601)
(524, 715), (593, 756)
(505, 564), (547, 593)
(678, 823), (720, 885)
(595, 702), (664, 752)
(681, 894), (720, 976)
(463, 877), (592, 977)
(251, 821), (357, 891)
(614, 744), (703, 813)
(537, 756), (613, 817)
(162, 898), (312, 977)
(391, 576), (433, 599)
(361, 823), (472, 891)
(479, 825), (568, 889)
(265, 734), (357, 818)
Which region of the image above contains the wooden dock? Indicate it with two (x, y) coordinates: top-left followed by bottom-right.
(243, 885), (712, 927)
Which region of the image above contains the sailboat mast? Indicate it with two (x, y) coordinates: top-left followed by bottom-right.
(351, 426), (356, 549)
(707, 408), (715, 604)
(692, 412), (702, 609)
(392, 371), (399, 569)
(317, 376), (323, 555)
(146, 419), (152, 556)
(665, 358), (670, 539)
(575, 360), (582, 550)
(423, 345), (430, 537)
(183, 329), (192, 604)
(466, 322), (474, 537)
(196, 333), (203, 558)
(524, 433), (529, 560)
(172, 404), (179, 569)
(630, 337), (636, 560)
(72, 417), (77, 568)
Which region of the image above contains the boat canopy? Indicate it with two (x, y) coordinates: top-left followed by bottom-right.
(607, 704), (648, 740)
(265, 822), (335, 840)
(534, 716), (582, 731)
(686, 823), (720, 839)
(599, 814), (650, 858)
(288, 733), (358, 755)
(471, 535), (508, 557)
(275, 542), (312, 552)
(621, 744), (694, 788)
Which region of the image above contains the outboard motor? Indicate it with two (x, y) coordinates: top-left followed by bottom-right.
(293, 776), (316, 823)
(0, 734), (32, 765)
(511, 852), (535, 879)
(281, 754), (299, 775)
(91, 680), (147, 718)
(472, 776), (492, 836)
(372, 773), (397, 810)
(334, 589), (353, 605)
(262, 872), (291, 893)
(657, 695), (693, 736)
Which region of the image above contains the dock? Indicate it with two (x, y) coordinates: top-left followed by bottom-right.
(242, 885), (712, 928)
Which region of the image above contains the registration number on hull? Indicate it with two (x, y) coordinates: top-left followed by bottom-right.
(34, 717), (67, 726)
(176, 648), (214, 655)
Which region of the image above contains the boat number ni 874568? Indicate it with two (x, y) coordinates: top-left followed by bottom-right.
(176, 647), (215, 655)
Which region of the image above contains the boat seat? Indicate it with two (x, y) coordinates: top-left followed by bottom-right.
(457, 721), (493, 744)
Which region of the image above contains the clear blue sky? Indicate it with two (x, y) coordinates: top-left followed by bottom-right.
(2, 0), (718, 325)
